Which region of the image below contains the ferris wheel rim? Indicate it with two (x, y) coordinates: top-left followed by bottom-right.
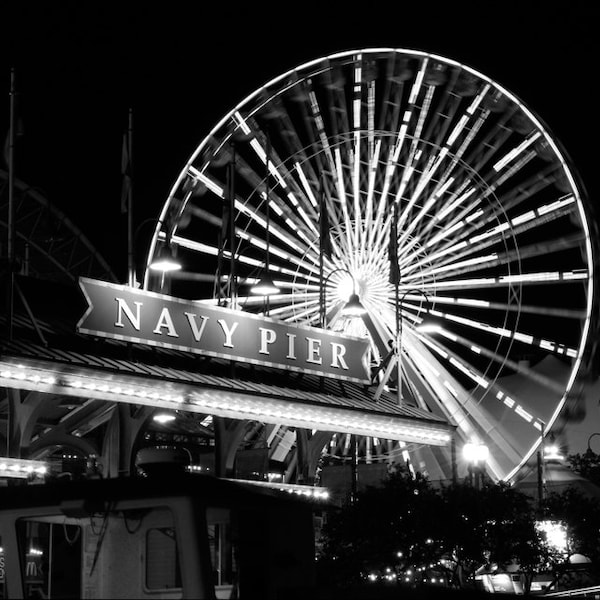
(145, 48), (595, 483)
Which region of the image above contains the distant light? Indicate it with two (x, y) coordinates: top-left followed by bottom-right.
(463, 441), (489, 464)
(153, 412), (176, 424)
(537, 520), (567, 553)
(544, 444), (563, 461)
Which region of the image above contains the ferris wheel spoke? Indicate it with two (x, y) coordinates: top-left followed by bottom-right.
(404, 202), (580, 282)
(428, 303), (579, 363)
(421, 292), (585, 320)
(414, 321), (571, 394)
(403, 340), (524, 478)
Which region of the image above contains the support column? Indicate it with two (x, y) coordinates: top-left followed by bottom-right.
(213, 416), (248, 478)
(101, 404), (153, 477)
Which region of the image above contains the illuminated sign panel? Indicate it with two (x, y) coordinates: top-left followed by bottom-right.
(77, 278), (370, 383)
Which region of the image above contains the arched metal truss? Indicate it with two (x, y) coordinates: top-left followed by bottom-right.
(0, 170), (117, 284)
(0, 170), (121, 474)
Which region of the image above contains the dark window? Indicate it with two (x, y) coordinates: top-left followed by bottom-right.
(16, 520), (82, 599)
(146, 528), (181, 590)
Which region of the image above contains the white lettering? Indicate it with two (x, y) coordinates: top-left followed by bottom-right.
(286, 333), (297, 359)
(306, 337), (322, 364)
(184, 312), (209, 341)
(114, 298), (143, 330)
(259, 328), (277, 354)
(218, 319), (238, 348)
(330, 342), (349, 370)
(153, 308), (179, 337)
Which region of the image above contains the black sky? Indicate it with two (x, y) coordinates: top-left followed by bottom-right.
(1, 2), (598, 283)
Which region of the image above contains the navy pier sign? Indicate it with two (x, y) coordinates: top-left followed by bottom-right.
(77, 278), (370, 384)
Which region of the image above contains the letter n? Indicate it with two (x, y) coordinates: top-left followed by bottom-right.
(115, 298), (142, 330)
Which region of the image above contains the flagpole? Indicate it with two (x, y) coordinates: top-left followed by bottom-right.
(7, 67), (16, 341)
(318, 173), (332, 327)
(319, 174), (325, 327)
(228, 144), (237, 308)
(125, 108), (134, 287)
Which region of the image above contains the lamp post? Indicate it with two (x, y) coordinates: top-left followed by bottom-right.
(318, 267), (364, 503)
(319, 267), (366, 328)
(249, 131), (280, 308)
(463, 441), (489, 489)
(395, 288), (430, 405)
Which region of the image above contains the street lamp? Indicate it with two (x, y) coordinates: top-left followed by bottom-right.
(149, 243), (182, 274)
(463, 441), (489, 489)
(128, 217), (183, 289)
(587, 432), (600, 454)
(250, 273), (280, 296)
(249, 131), (280, 305)
(320, 268), (366, 327)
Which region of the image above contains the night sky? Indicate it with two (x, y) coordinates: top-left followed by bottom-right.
(1, 2), (598, 283)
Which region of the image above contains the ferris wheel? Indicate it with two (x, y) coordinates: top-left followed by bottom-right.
(144, 48), (595, 483)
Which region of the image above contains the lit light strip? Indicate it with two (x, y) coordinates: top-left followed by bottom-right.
(191, 388), (452, 445)
(435, 187), (476, 221)
(469, 222), (510, 245)
(294, 163), (318, 208)
(426, 253), (498, 276)
(422, 269), (586, 290)
(172, 234), (305, 280)
(445, 84), (490, 147)
(0, 360), (452, 445)
(188, 168), (306, 256)
(188, 167), (224, 198)
(0, 457), (48, 479)
(538, 195), (575, 215)
(493, 131), (541, 171)
(425, 221), (465, 248)
(227, 478), (330, 500)
(408, 58), (427, 104)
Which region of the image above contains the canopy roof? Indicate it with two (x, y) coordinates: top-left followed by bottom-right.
(0, 275), (454, 452)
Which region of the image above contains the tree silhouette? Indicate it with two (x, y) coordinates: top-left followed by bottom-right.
(317, 467), (543, 592)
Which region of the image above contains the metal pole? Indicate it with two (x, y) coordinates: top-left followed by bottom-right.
(537, 420), (546, 513)
(264, 134), (271, 315)
(126, 108), (135, 287)
(319, 174), (326, 328)
(350, 434), (358, 504)
(7, 68), (16, 342)
(228, 145), (237, 308)
(451, 434), (457, 485)
(392, 202), (402, 405)
(396, 280), (402, 405)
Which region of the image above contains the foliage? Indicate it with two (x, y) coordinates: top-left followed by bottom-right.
(544, 486), (600, 564)
(317, 467), (543, 589)
(567, 449), (600, 487)
(437, 480), (543, 581)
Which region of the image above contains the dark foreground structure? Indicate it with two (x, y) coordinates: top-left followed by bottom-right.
(0, 472), (322, 599)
